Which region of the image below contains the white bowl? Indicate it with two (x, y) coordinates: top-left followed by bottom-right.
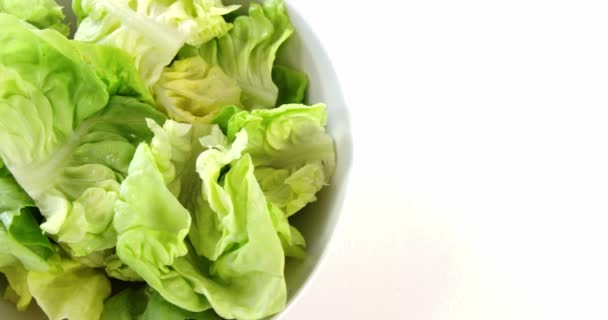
(0, 1), (352, 319)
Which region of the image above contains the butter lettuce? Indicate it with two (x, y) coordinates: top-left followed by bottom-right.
(0, 158), (7, 177)
(73, 43), (156, 105)
(227, 103), (335, 217)
(28, 259), (111, 320)
(219, 104), (335, 258)
(179, 132), (287, 318)
(0, 0), (69, 35)
(154, 56), (242, 123)
(182, 0), (294, 109)
(272, 65), (308, 106)
(0, 14), (165, 257)
(74, 0), (238, 86)
(2, 259), (111, 320)
(188, 127), (249, 260)
(114, 121), (287, 319)
(0, 2), (337, 320)
(0, 153), (56, 309)
(0, 264), (32, 311)
(0, 175), (54, 271)
(113, 120), (211, 312)
(268, 203), (306, 258)
(104, 254), (143, 282)
(101, 286), (220, 320)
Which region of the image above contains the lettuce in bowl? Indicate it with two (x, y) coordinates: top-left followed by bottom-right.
(0, 0), (351, 319)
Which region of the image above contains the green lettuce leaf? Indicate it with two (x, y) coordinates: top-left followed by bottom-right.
(0, 15), (154, 105)
(255, 163), (327, 217)
(154, 56), (242, 123)
(74, 0), (238, 86)
(268, 202), (306, 259)
(27, 259), (112, 320)
(180, 128), (287, 319)
(183, 0), (294, 109)
(101, 286), (220, 320)
(0, 14), (165, 257)
(272, 65), (309, 106)
(113, 121), (210, 312)
(211, 105), (241, 134)
(0, 158), (7, 177)
(0, 175), (54, 271)
(0, 170), (55, 311)
(138, 118), (213, 204)
(100, 287), (144, 320)
(104, 254), (143, 282)
(227, 104), (335, 217)
(0, 264), (32, 311)
(73, 42), (156, 105)
(222, 104), (335, 258)
(187, 126), (248, 260)
(115, 121), (287, 318)
(0, 0), (69, 35)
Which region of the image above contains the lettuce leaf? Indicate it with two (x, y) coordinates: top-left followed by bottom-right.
(0, 15), (154, 105)
(73, 42), (156, 105)
(0, 173), (55, 272)
(0, 264), (32, 311)
(0, 0), (69, 35)
(268, 202), (306, 259)
(113, 120), (211, 312)
(179, 128), (287, 319)
(2, 258), (111, 319)
(227, 103), (335, 217)
(154, 56), (242, 123)
(219, 104), (335, 258)
(272, 65), (309, 106)
(183, 0), (294, 109)
(211, 105), (241, 134)
(104, 254), (143, 282)
(0, 190), (52, 310)
(74, 0), (238, 86)
(114, 121), (287, 318)
(187, 126), (249, 260)
(27, 259), (111, 320)
(0, 158), (7, 177)
(101, 286), (220, 320)
(0, 14), (165, 257)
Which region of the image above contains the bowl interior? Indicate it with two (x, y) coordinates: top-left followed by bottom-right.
(0, 1), (352, 319)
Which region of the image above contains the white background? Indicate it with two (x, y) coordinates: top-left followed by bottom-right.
(285, 1), (608, 319)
